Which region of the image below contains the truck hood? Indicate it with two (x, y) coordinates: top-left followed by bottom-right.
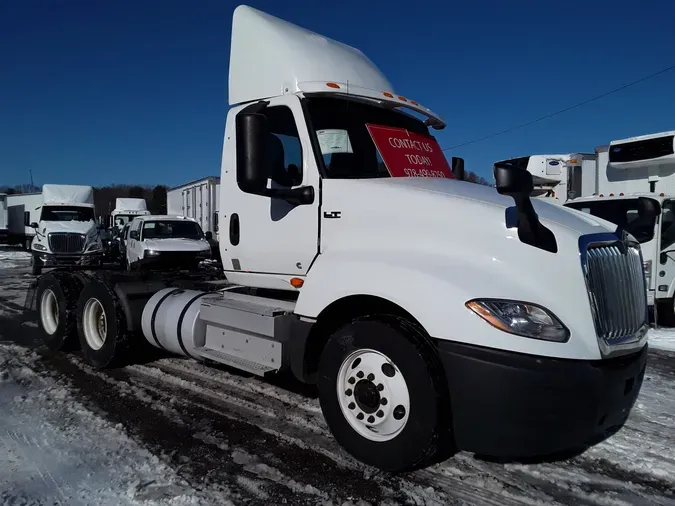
(40, 220), (97, 235)
(142, 238), (210, 252)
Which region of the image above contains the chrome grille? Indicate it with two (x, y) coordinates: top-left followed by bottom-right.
(48, 233), (86, 254)
(583, 241), (647, 347)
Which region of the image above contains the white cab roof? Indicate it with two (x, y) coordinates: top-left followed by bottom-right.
(114, 198), (147, 212)
(42, 184), (94, 206)
(228, 5), (445, 128)
(134, 215), (197, 223)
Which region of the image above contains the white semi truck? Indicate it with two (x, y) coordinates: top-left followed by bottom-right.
(111, 198), (151, 229)
(32, 5), (651, 472)
(563, 131), (675, 322)
(0, 193), (7, 243)
(30, 184), (105, 275)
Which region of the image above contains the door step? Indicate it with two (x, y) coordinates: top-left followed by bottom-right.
(193, 346), (277, 376)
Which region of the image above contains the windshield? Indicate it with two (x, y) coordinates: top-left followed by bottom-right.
(141, 220), (203, 241)
(113, 214), (139, 227)
(304, 96), (452, 179)
(40, 205), (94, 222)
(566, 198), (657, 243)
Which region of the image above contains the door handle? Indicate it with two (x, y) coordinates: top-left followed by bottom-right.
(230, 213), (240, 246)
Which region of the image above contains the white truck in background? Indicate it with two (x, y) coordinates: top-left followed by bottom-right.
(167, 176), (220, 242)
(32, 5), (650, 472)
(6, 192), (42, 250)
(30, 184), (105, 275)
(0, 194), (7, 243)
(564, 131), (675, 323)
(493, 153), (597, 203)
(111, 198), (151, 230)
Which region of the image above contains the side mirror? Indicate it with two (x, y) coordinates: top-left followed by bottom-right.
(30, 222), (39, 229)
(236, 112), (269, 195)
(493, 164), (557, 253)
(129, 231), (139, 240)
(204, 231), (213, 241)
(494, 164), (534, 196)
(451, 157), (465, 181)
(638, 197), (661, 219)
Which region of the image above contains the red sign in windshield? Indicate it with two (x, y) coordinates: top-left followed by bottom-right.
(366, 124), (454, 179)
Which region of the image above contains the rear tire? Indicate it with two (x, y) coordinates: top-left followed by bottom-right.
(76, 278), (130, 368)
(317, 315), (452, 472)
(36, 272), (82, 351)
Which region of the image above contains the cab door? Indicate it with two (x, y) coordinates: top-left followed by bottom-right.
(221, 95), (321, 282)
(657, 200), (675, 302)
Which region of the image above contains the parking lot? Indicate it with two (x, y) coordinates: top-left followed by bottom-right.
(1, 244), (675, 506)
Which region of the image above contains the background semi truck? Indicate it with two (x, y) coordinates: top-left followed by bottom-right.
(0, 194), (7, 243)
(111, 198), (151, 229)
(30, 184), (104, 275)
(32, 5), (650, 472)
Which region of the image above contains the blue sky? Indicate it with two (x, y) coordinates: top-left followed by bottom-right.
(1, 0), (674, 188)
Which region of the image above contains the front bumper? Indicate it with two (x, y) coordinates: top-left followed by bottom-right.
(436, 340), (647, 458)
(137, 251), (209, 270)
(34, 251), (103, 267)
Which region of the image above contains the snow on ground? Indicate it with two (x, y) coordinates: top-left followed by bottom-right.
(649, 328), (675, 352)
(0, 246), (30, 270)
(0, 343), (229, 506)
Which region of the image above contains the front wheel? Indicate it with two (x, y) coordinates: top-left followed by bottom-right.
(317, 316), (452, 472)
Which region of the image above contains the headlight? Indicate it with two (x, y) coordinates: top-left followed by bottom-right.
(33, 243), (47, 251)
(466, 299), (569, 343)
(86, 242), (102, 252)
(145, 250), (161, 257)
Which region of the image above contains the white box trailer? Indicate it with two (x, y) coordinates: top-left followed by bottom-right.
(6, 192), (42, 249)
(167, 176), (220, 241)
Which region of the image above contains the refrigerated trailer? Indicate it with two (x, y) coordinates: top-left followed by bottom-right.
(167, 177), (220, 242)
(493, 153), (597, 203)
(32, 5), (650, 472)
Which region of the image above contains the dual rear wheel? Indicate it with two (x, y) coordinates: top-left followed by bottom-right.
(35, 273), (128, 368)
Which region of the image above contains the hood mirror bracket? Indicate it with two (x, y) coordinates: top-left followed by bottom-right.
(494, 164), (558, 254)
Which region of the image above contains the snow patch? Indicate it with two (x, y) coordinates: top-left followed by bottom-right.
(648, 327), (675, 352)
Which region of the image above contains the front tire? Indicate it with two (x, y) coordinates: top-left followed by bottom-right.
(76, 278), (129, 368)
(36, 272), (82, 351)
(317, 315), (451, 472)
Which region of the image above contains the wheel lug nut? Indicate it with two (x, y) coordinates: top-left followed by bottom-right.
(345, 389), (352, 396)
(376, 410), (384, 418)
(393, 405), (406, 420)
(377, 383), (384, 391)
(367, 373), (375, 381)
(357, 413), (364, 420)
(348, 377), (355, 385)
(380, 398), (387, 405)
(367, 415), (375, 423)
(357, 371), (364, 378)
(348, 402), (355, 410)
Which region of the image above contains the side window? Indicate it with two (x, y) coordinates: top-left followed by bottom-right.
(661, 200), (675, 251)
(263, 106), (303, 187)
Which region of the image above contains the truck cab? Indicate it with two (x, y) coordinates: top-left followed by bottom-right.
(111, 198), (151, 230)
(32, 5), (651, 473)
(30, 184), (104, 275)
